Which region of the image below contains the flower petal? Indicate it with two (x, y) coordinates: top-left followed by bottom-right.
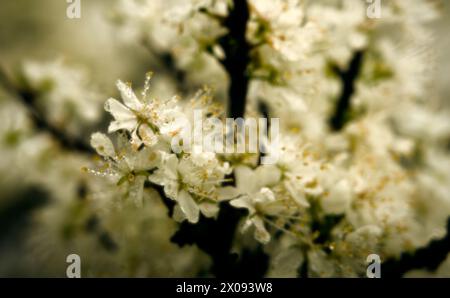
(108, 119), (137, 133)
(255, 165), (281, 188)
(104, 98), (135, 121)
(139, 124), (158, 147)
(285, 180), (310, 207)
(199, 201), (219, 218)
(230, 195), (255, 214)
(252, 217), (271, 244)
(234, 166), (257, 193)
(172, 204), (187, 222)
(116, 80), (143, 111)
(178, 190), (199, 223)
(90, 132), (115, 158)
(129, 175), (146, 207)
(217, 186), (240, 201)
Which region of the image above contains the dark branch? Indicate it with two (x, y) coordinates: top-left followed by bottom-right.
(0, 66), (94, 154)
(218, 0), (251, 118)
(329, 50), (364, 131)
(170, 0), (269, 277)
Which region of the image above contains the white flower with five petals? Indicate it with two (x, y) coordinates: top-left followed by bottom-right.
(105, 79), (184, 149)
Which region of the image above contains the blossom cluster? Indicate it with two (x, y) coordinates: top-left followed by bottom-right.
(90, 0), (449, 277)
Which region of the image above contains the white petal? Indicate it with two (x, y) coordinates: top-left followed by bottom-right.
(234, 166), (257, 193)
(108, 119), (137, 133)
(258, 187), (276, 203)
(252, 217), (271, 244)
(178, 190), (199, 223)
(133, 148), (161, 172)
(164, 181), (179, 200)
(173, 204), (187, 222)
(164, 154), (179, 180)
(129, 175), (146, 207)
(104, 98), (135, 121)
(262, 202), (287, 216)
(285, 180), (310, 207)
(230, 195), (255, 213)
(138, 125), (158, 147)
(90, 132), (115, 158)
(199, 202), (219, 218)
(267, 247), (305, 278)
(321, 179), (351, 215)
(255, 165), (281, 188)
(130, 128), (143, 149)
(217, 186), (240, 201)
(307, 249), (337, 277)
(116, 80), (143, 111)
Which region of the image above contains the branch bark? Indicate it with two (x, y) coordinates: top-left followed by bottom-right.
(329, 50), (364, 131)
(218, 0), (251, 119)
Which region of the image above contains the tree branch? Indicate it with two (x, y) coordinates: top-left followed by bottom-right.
(329, 50), (364, 131)
(170, 0), (269, 277)
(218, 0), (251, 118)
